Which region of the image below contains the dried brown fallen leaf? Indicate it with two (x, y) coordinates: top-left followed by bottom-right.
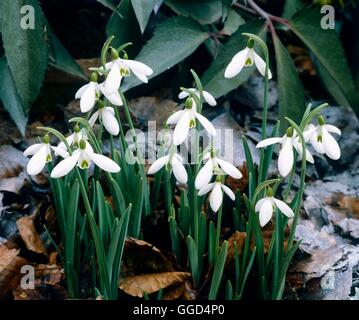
(0, 245), (29, 299)
(16, 216), (48, 256)
(162, 283), (185, 300)
(12, 283), (67, 300)
(36, 264), (64, 286)
(226, 162), (249, 193)
(119, 272), (191, 298)
(226, 231), (246, 266)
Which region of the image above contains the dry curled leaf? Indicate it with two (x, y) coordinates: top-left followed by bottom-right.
(0, 245), (28, 298)
(119, 272), (191, 298)
(16, 216), (48, 256)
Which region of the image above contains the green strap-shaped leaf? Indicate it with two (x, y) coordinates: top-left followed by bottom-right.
(165, 0), (222, 25)
(289, 7), (359, 115)
(0, 58), (27, 135)
(0, 0), (48, 112)
(273, 35), (305, 130)
(131, 0), (156, 33)
(281, 0), (305, 19)
(97, 0), (124, 18)
(121, 16), (209, 92)
(201, 20), (266, 98)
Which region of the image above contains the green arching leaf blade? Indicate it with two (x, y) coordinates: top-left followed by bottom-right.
(273, 35), (305, 129)
(201, 20), (266, 98)
(0, 58), (27, 135)
(222, 9), (245, 35)
(131, 0), (156, 33)
(282, 0), (305, 19)
(121, 16), (209, 92)
(0, 0), (48, 112)
(165, 0), (222, 25)
(289, 7), (359, 115)
(97, 0), (124, 18)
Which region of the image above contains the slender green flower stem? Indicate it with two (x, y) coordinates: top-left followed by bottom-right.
(215, 206), (223, 260)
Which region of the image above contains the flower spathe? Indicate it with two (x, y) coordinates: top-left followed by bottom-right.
(224, 39), (272, 80)
(23, 136), (69, 176)
(166, 98), (217, 146)
(51, 140), (120, 178)
(104, 54), (153, 93)
(75, 73), (100, 113)
(255, 195), (294, 227)
(198, 181), (235, 212)
(148, 152), (187, 184)
(256, 128), (314, 177)
(89, 105), (119, 136)
(304, 117), (341, 160)
(178, 88), (217, 106)
(195, 151), (242, 190)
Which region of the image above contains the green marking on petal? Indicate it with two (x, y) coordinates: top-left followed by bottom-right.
(245, 58), (252, 66)
(80, 160), (89, 169)
(189, 119), (196, 128)
(46, 153), (52, 162)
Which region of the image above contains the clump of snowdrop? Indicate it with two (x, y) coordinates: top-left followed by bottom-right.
(256, 127), (314, 177)
(195, 148), (242, 190)
(304, 115), (341, 160)
(51, 139), (120, 178)
(225, 38), (272, 79)
(198, 176), (236, 212)
(255, 188), (294, 227)
(166, 97), (216, 145)
(88, 100), (119, 136)
(23, 134), (69, 176)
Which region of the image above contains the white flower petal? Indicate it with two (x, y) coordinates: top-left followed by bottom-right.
(253, 51), (272, 79)
(90, 153), (121, 173)
(178, 90), (193, 99)
(259, 198), (273, 227)
(209, 183), (223, 212)
(148, 155), (169, 174)
(100, 85), (123, 106)
(216, 158), (242, 179)
(303, 125), (316, 142)
(195, 113), (216, 136)
(322, 127), (341, 160)
(278, 139), (294, 177)
(166, 110), (185, 125)
(171, 157), (188, 184)
(224, 48), (247, 78)
(256, 137), (282, 148)
(221, 184), (235, 201)
(102, 108), (119, 135)
(273, 198), (294, 218)
(50, 151), (81, 178)
(255, 197), (270, 212)
(105, 60), (122, 93)
(195, 159), (213, 190)
(88, 111), (99, 127)
(173, 112), (190, 145)
(198, 183), (215, 196)
(26, 145), (48, 176)
(80, 82), (97, 113)
(125, 59), (153, 76)
(309, 132), (325, 154)
(202, 91), (217, 106)
(75, 83), (89, 99)
(50, 146), (69, 159)
(324, 124), (341, 136)
(23, 143), (43, 156)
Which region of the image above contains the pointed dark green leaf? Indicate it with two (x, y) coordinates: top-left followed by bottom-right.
(131, 0), (156, 33)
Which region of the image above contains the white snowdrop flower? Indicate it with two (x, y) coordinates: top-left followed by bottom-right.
(198, 178), (235, 212)
(148, 151), (187, 184)
(23, 135), (69, 176)
(51, 140), (120, 178)
(195, 149), (242, 190)
(75, 73), (101, 113)
(57, 125), (87, 151)
(255, 189), (294, 227)
(99, 82), (123, 106)
(104, 49), (153, 93)
(256, 127), (314, 178)
(224, 38), (272, 79)
(178, 88), (217, 106)
(166, 97), (217, 146)
(303, 116), (341, 160)
(88, 101), (119, 136)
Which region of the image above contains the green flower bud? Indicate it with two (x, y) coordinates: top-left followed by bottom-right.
(266, 187), (273, 197)
(90, 72), (98, 82)
(43, 134), (50, 144)
(79, 139), (86, 150)
(286, 127), (294, 137)
(185, 97), (193, 109)
(74, 125), (80, 133)
(96, 99), (105, 109)
(247, 38), (254, 49)
(215, 175), (222, 182)
(110, 47), (119, 60)
(122, 51), (128, 60)
(318, 115), (325, 126)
